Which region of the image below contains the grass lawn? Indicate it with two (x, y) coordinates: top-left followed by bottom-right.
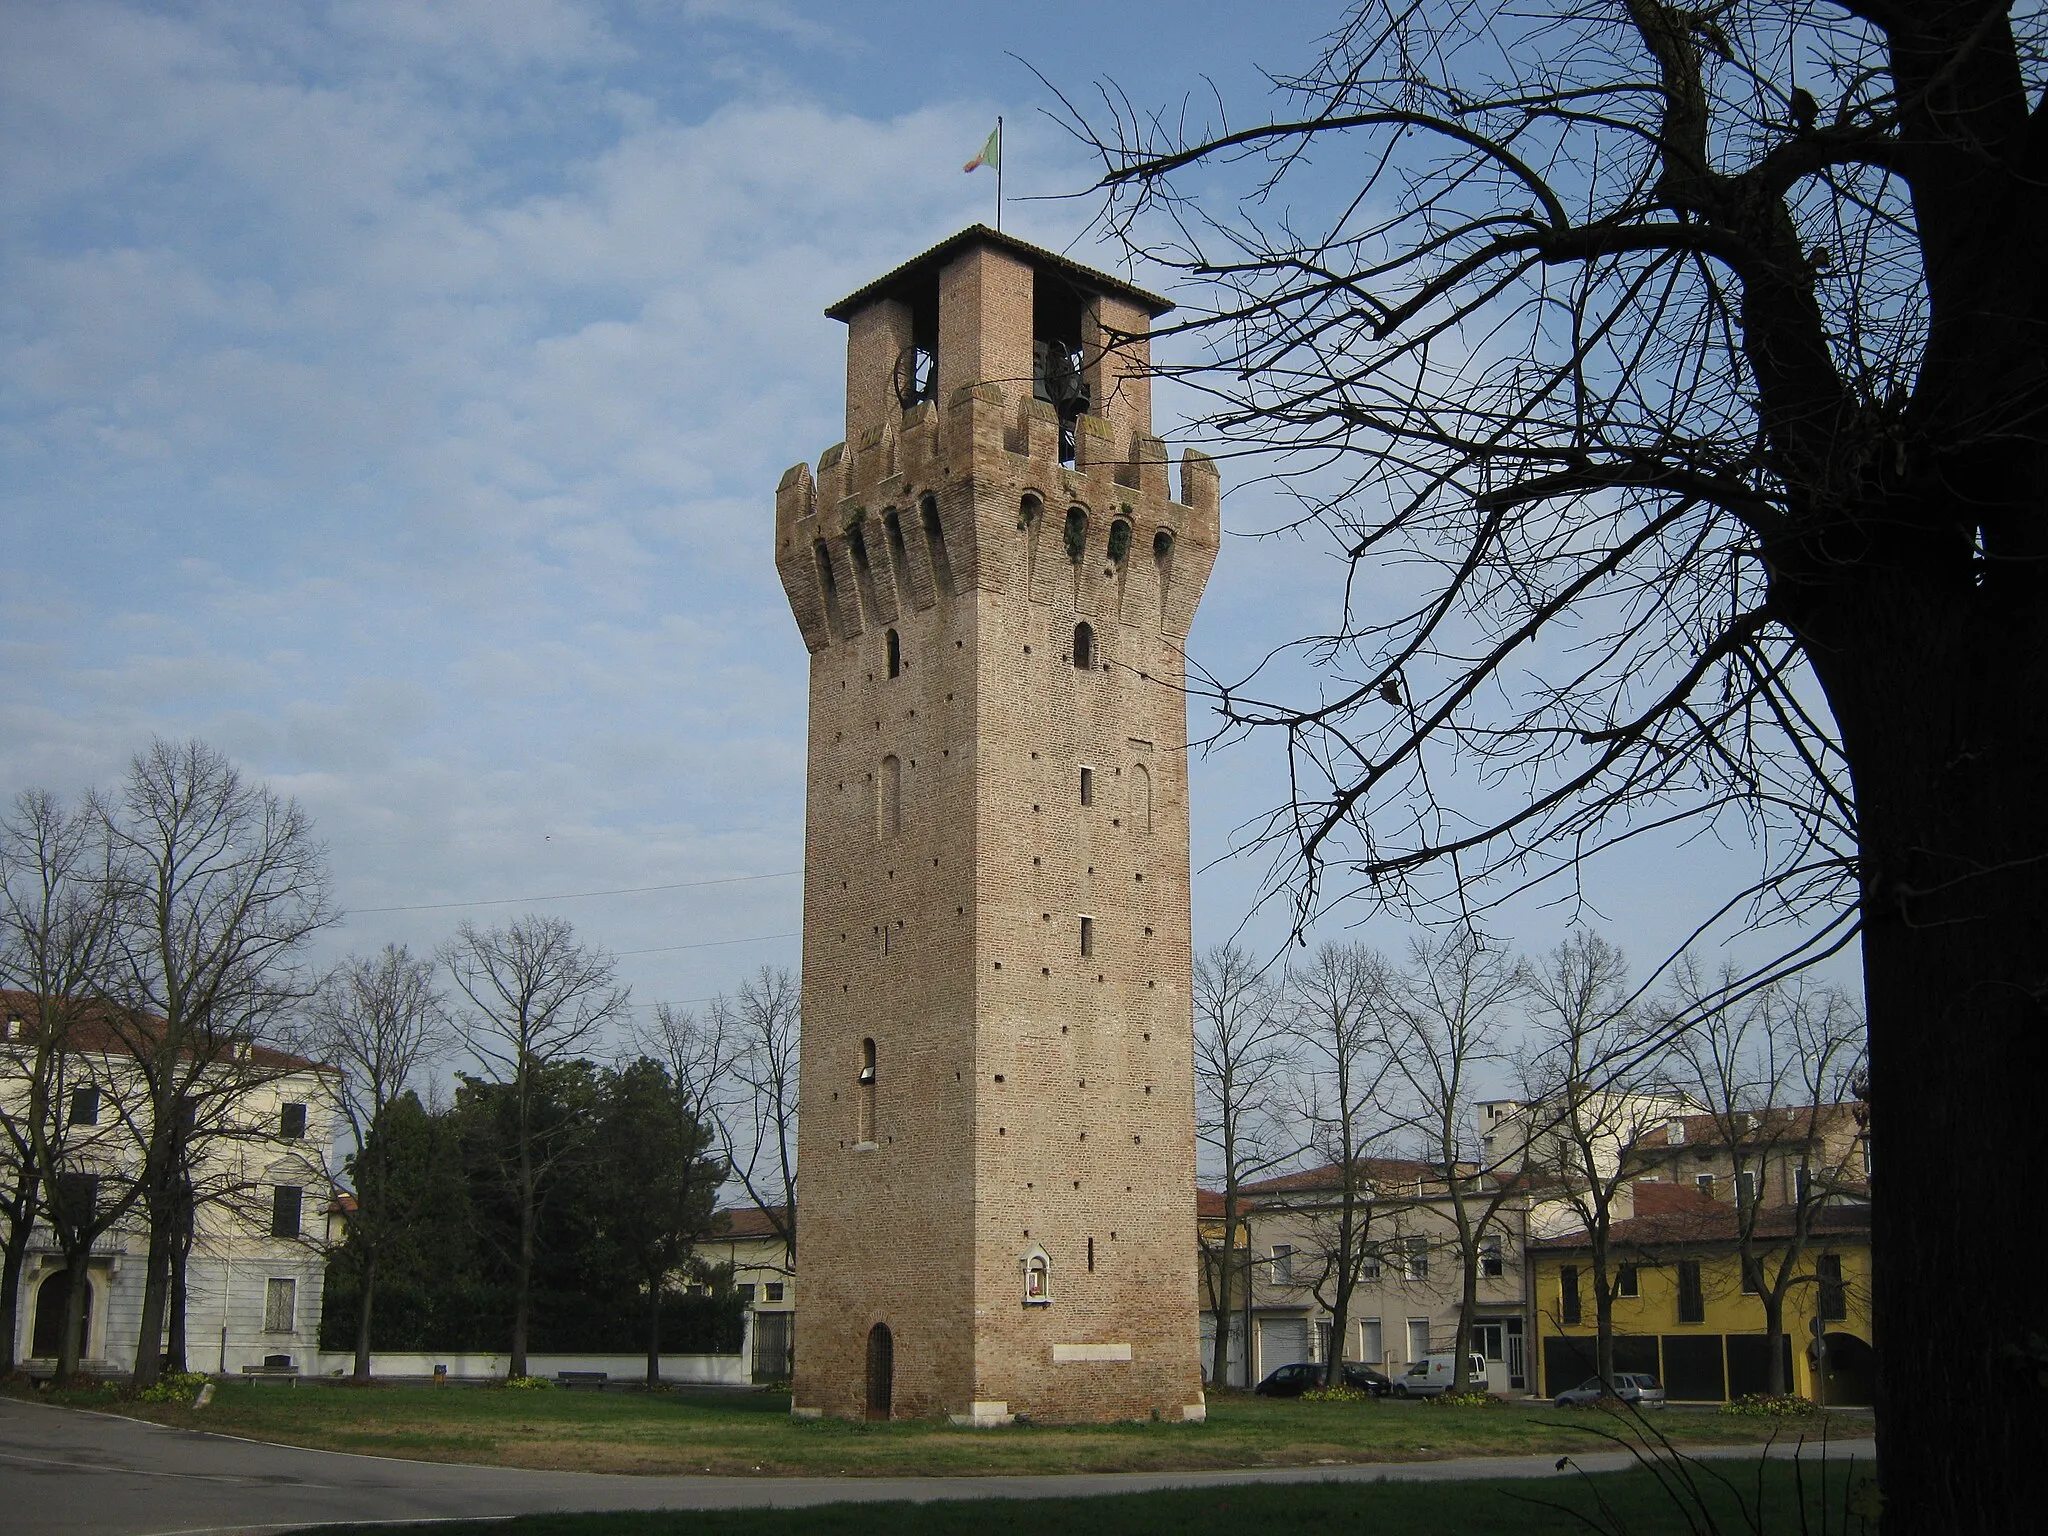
(16, 1378), (1866, 1479)
(303, 1461), (1881, 1535)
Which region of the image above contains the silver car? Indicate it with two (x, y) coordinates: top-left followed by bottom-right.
(1554, 1372), (1668, 1409)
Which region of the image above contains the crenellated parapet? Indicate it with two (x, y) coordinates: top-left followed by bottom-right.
(776, 373), (1219, 651)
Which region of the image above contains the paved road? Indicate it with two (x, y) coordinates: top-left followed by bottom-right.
(0, 1396), (1875, 1536)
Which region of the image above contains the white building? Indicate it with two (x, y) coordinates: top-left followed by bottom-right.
(2, 996), (337, 1377)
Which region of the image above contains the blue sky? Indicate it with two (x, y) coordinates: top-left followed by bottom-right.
(1, 0), (1851, 1034)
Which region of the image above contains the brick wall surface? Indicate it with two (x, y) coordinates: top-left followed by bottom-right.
(775, 231), (1217, 1423)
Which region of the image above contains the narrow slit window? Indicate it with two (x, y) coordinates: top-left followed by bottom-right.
(1087, 1236), (1096, 1272)
(858, 1038), (877, 1143)
(1079, 915), (1094, 958)
(1072, 621), (1095, 671)
(1079, 766), (1094, 805)
(886, 628), (901, 678)
(920, 495), (955, 597)
(1019, 494), (1043, 586)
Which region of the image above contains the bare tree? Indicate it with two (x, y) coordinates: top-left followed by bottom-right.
(638, 997), (750, 1169)
(1064, 5), (2047, 1521)
(1381, 931), (1529, 1391)
(1519, 931), (1677, 1384)
(0, 788), (129, 1379)
(1193, 942), (1293, 1387)
(1668, 959), (1868, 1395)
(644, 972), (800, 1276)
(1282, 941), (1399, 1388)
(97, 739), (332, 1388)
(709, 967), (800, 1276)
(442, 914), (629, 1378)
(307, 944), (450, 1381)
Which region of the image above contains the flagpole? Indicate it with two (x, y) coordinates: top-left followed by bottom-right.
(995, 116), (1003, 231)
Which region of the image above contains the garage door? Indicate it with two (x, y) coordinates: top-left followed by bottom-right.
(1260, 1317), (1311, 1374)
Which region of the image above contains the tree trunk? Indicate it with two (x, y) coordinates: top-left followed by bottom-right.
(353, 1249), (376, 1382)
(645, 1274), (662, 1389)
(1760, 1287), (1787, 1397)
(1322, 1196), (1358, 1389)
(1453, 1250), (1479, 1393)
(1592, 1268), (1615, 1384)
(0, 1210), (31, 1374)
(510, 1072), (533, 1380)
(130, 1214), (171, 1389)
(55, 1254), (93, 1383)
(1209, 1208), (1236, 1388)
(1798, 560), (2048, 1535)
(166, 1212), (192, 1375)
(511, 1167), (534, 1380)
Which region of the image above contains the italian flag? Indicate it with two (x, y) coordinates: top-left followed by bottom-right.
(964, 124), (1001, 173)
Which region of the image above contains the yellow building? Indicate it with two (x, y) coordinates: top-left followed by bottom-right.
(1529, 1184), (1872, 1404)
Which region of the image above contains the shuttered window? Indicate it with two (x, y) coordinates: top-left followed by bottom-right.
(1676, 1260), (1706, 1323)
(270, 1185), (303, 1239)
(264, 1278), (296, 1333)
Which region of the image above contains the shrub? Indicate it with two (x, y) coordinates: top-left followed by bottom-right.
(1720, 1391), (1818, 1418)
(502, 1374), (555, 1390)
(1424, 1387), (1508, 1408)
(1300, 1384), (1371, 1403)
(138, 1371), (210, 1405)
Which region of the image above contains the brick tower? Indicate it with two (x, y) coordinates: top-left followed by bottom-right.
(773, 227), (1217, 1424)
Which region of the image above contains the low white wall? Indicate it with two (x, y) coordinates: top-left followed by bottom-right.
(310, 1350), (750, 1385)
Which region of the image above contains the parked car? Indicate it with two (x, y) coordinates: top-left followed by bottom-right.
(1342, 1362), (1395, 1397)
(1254, 1360), (1388, 1398)
(1392, 1352), (1492, 1396)
(1254, 1361), (1327, 1397)
(1554, 1372), (1668, 1409)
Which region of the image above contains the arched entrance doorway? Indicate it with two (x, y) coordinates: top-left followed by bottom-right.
(1814, 1332), (1875, 1406)
(31, 1269), (90, 1361)
(864, 1323), (893, 1420)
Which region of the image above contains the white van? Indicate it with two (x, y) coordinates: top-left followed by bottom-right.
(1393, 1352), (1491, 1397)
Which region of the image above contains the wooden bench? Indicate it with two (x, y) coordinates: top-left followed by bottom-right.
(556, 1370), (608, 1390)
(239, 1364), (301, 1385)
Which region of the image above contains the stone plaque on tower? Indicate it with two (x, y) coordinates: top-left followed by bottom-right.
(773, 226), (1217, 1424)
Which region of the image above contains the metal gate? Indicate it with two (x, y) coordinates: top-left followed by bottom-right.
(751, 1310), (793, 1383)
